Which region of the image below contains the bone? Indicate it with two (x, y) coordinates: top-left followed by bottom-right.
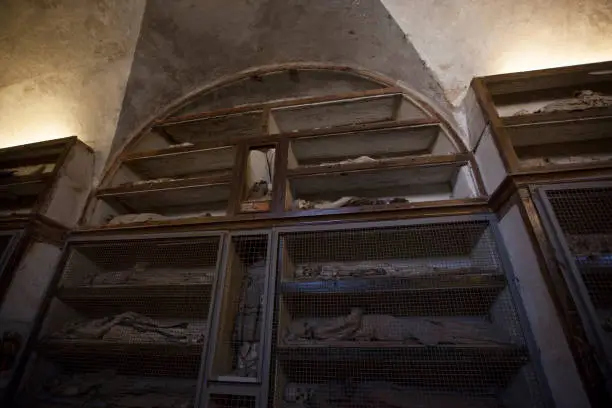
(50, 312), (205, 345)
(284, 309), (508, 346)
(294, 262), (453, 281)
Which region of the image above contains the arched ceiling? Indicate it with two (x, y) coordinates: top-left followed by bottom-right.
(110, 0), (451, 155)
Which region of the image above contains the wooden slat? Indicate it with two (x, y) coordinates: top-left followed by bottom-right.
(506, 116), (612, 147)
(124, 146), (235, 179)
(276, 344), (528, 388)
(287, 153), (469, 178)
(502, 106), (612, 127)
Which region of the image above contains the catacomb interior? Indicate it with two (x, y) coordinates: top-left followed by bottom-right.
(2, 53), (612, 408)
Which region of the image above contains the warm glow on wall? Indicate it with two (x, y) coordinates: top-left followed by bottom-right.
(0, 93), (77, 149)
(495, 41), (612, 75)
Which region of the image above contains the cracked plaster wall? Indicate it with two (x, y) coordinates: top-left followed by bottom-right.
(0, 0), (145, 179)
(109, 0), (449, 157)
(382, 0), (612, 105)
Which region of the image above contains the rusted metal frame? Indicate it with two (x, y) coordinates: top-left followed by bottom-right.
(472, 78), (521, 172)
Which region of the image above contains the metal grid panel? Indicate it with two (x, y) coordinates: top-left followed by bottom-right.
(270, 220), (545, 407)
(209, 394), (257, 408)
(25, 234), (224, 408)
(210, 234), (268, 381)
(538, 184), (612, 377)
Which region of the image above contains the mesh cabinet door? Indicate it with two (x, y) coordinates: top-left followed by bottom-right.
(21, 233), (224, 408)
(0, 230), (21, 278)
(535, 182), (612, 389)
(207, 232), (272, 383)
(268, 218), (548, 408)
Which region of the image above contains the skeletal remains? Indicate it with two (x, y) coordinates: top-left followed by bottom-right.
(513, 89), (612, 116)
(284, 308), (508, 346)
(50, 312), (204, 345)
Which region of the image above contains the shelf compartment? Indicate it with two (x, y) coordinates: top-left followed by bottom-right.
(280, 271), (506, 317)
(22, 372), (197, 408)
(122, 145), (236, 180)
(276, 344), (528, 388)
(269, 93), (401, 134)
(38, 339), (203, 378)
(97, 175), (231, 218)
(286, 159), (475, 210)
(209, 235), (268, 382)
(154, 110), (263, 145)
(58, 283), (214, 319)
(287, 122), (452, 169)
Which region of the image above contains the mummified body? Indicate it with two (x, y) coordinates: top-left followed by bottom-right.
(49, 312), (205, 345)
(284, 308), (508, 345)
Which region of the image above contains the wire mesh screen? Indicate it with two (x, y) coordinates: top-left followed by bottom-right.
(209, 394), (257, 408)
(270, 220), (545, 408)
(23, 235), (223, 408)
(211, 235), (268, 381)
(543, 186), (612, 364)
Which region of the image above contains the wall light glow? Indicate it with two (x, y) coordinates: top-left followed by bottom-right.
(0, 93), (78, 149)
(496, 46), (612, 75)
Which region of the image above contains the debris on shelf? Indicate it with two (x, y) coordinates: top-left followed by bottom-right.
(33, 370), (194, 408)
(283, 381), (500, 408)
(49, 312), (205, 345)
(0, 208), (32, 217)
(294, 262), (467, 281)
(566, 234), (612, 257)
(167, 142), (195, 149)
(293, 196), (409, 210)
(520, 154), (612, 168)
(246, 179), (271, 201)
(0, 163), (54, 178)
(131, 177), (175, 186)
(284, 308), (509, 346)
(107, 211), (214, 225)
(318, 155), (378, 167)
(514, 90), (612, 116)
(83, 264), (215, 286)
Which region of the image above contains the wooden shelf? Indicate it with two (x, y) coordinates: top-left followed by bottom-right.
(287, 153), (469, 177)
(123, 145), (235, 179)
(276, 344), (528, 388)
(505, 115), (612, 148)
(58, 283), (214, 318)
(39, 339), (202, 378)
(288, 160), (466, 202)
(281, 271), (506, 317)
(501, 106), (612, 127)
(270, 93), (401, 133)
(289, 123), (447, 167)
(97, 175), (232, 214)
(155, 111), (263, 145)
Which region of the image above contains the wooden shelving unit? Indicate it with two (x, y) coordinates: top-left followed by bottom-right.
(21, 234), (223, 408)
(472, 61), (612, 174)
(269, 220), (543, 408)
(0, 137), (94, 405)
(87, 88), (482, 229)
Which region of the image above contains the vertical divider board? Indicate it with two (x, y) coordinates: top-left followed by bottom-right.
(228, 144), (249, 216)
(472, 78), (521, 173)
(272, 139), (289, 214)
